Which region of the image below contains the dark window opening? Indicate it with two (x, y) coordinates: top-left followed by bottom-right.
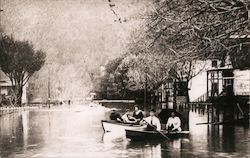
(212, 60), (218, 68)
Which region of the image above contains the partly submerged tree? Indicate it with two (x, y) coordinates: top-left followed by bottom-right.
(128, 0), (250, 102)
(168, 60), (209, 102)
(0, 35), (46, 106)
(101, 0), (250, 102)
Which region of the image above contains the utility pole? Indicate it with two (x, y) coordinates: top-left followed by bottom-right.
(144, 66), (149, 111)
(173, 78), (177, 110)
(0, 7), (3, 95)
(47, 63), (51, 108)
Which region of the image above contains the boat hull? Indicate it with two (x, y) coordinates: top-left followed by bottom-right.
(101, 120), (145, 133)
(125, 129), (189, 141)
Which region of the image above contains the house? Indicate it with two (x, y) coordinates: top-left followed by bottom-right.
(0, 69), (28, 104)
(156, 55), (250, 109)
(190, 35), (250, 102)
(190, 58), (250, 102)
(157, 34), (250, 109)
(155, 60), (210, 108)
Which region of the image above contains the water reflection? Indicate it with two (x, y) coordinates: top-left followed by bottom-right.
(21, 111), (29, 150)
(0, 106), (250, 158)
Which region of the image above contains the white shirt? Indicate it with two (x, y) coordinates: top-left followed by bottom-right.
(166, 116), (182, 131)
(144, 116), (161, 131)
(122, 114), (131, 123)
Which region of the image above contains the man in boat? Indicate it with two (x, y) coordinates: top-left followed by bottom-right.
(121, 109), (137, 123)
(142, 109), (161, 131)
(166, 112), (182, 132)
(132, 105), (144, 124)
(109, 109), (123, 122)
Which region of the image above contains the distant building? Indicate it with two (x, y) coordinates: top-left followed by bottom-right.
(190, 59), (250, 102)
(0, 69), (28, 104)
(157, 33), (250, 108)
(191, 35), (250, 102)
(156, 57), (250, 109)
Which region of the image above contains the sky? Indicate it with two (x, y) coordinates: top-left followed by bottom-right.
(0, 0), (149, 101)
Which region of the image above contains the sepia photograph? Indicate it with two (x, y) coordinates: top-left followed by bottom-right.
(0, 0), (250, 157)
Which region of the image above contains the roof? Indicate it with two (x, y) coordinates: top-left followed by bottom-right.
(230, 35), (250, 39)
(207, 68), (234, 72)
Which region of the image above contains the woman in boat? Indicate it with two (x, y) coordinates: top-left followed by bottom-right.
(166, 112), (182, 132)
(122, 109), (136, 123)
(132, 105), (144, 123)
(142, 109), (161, 131)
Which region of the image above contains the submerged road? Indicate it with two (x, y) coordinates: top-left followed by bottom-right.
(0, 104), (250, 158)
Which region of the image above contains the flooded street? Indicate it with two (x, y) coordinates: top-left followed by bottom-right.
(0, 0), (249, 157)
(0, 104), (250, 158)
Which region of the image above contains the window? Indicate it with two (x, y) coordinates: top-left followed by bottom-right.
(212, 60), (218, 68)
(223, 78), (234, 95)
(222, 69), (234, 77)
(223, 78), (234, 87)
(211, 83), (219, 96)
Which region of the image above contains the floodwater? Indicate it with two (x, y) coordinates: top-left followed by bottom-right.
(0, 104), (250, 158)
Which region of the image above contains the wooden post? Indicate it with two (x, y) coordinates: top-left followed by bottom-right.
(207, 71), (209, 100)
(211, 104), (214, 122)
(207, 105), (210, 124)
(216, 106), (220, 122)
(48, 67), (51, 109)
(173, 79), (177, 110)
(144, 66), (149, 111)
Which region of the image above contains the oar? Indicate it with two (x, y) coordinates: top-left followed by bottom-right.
(236, 103), (244, 118)
(142, 119), (170, 140)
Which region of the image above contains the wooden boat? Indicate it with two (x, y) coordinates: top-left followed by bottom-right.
(101, 120), (146, 132)
(125, 129), (189, 141)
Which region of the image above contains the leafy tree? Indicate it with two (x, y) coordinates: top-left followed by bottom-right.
(114, 64), (130, 98)
(145, 0), (249, 57)
(125, 0), (250, 102)
(0, 35), (46, 106)
(105, 56), (124, 74)
(168, 60), (208, 102)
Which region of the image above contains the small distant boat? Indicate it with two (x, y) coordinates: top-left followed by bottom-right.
(101, 120), (145, 132)
(125, 129), (189, 141)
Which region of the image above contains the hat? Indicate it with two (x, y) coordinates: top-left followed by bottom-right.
(111, 108), (117, 111)
(149, 109), (156, 112)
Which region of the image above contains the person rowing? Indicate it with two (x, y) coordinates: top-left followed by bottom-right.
(132, 105), (144, 124)
(141, 109), (161, 131)
(121, 109), (136, 124)
(166, 112), (182, 132)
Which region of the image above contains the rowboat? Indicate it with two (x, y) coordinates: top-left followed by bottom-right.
(101, 120), (145, 133)
(125, 129), (189, 141)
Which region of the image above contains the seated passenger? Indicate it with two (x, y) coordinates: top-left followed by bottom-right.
(166, 112), (182, 132)
(109, 109), (123, 122)
(121, 109), (136, 123)
(132, 105), (144, 123)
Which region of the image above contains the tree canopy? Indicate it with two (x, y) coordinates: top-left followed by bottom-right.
(144, 0), (249, 61)
(97, 0), (250, 102)
(0, 34), (46, 105)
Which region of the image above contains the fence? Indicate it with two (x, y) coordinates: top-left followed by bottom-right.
(0, 106), (38, 116)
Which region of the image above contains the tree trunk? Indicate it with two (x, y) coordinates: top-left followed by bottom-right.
(184, 81), (190, 103)
(11, 85), (23, 106)
(17, 86), (23, 106)
(173, 80), (177, 110)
